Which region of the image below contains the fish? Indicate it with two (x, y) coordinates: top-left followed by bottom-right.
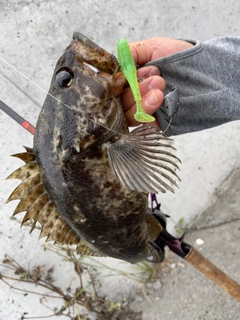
(6, 32), (180, 264)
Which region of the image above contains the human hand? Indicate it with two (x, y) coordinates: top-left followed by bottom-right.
(121, 38), (193, 127)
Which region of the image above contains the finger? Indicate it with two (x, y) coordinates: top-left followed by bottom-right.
(137, 66), (160, 78)
(130, 38), (194, 65)
(121, 75), (166, 111)
(130, 39), (156, 65)
(124, 89), (164, 127)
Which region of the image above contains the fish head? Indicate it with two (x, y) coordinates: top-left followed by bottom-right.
(34, 32), (127, 161)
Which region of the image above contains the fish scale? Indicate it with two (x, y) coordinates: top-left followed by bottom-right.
(3, 33), (240, 302)
(6, 32), (180, 264)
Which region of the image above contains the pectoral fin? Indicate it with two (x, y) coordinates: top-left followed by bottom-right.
(107, 125), (180, 193)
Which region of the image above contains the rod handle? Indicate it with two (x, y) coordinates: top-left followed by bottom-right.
(185, 247), (240, 302)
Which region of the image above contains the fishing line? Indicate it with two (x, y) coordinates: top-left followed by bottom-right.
(0, 69), (42, 108)
(0, 56), (127, 137)
(162, 118), (172, 135)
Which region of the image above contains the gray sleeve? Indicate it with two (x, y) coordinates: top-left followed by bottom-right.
(145, 37), (240, 136)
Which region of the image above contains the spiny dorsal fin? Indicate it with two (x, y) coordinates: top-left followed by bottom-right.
(12, 151), (36, 163)
(7, 173), (41, 202)
(76, 241), (103, 256)
(107, 125), (181, 194)
(7, 148), (101, 257)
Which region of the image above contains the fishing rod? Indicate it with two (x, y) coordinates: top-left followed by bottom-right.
(1, 99), (240, 302)
(151, 195), (240, 302)
(0, 100), (35, 134)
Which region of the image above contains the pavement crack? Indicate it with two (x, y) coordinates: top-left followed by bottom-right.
(185, 217), (240, 233)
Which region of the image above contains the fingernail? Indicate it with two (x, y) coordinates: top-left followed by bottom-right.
(145, 91), (158, 107)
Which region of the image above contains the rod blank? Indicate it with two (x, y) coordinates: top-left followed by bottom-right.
(0, 100), (35, 134)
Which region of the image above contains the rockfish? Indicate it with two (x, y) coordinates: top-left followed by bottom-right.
(7, 32), (180, 263)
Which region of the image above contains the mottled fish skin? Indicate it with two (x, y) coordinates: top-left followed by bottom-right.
(32, 32), (162, 263)
(7, 33), (181, 263)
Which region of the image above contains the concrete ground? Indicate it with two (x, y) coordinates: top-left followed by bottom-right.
(0, 1), (240, 319)
(131, 168), (240, 320)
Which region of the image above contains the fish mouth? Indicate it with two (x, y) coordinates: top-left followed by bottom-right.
(71, 32), (119, 75)
(73, 32), (98, 50)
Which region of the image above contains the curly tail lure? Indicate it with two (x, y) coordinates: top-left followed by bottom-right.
(117, 38), (155, 123)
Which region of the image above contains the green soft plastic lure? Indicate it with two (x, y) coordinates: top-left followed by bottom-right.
(117, 38), (155, 123)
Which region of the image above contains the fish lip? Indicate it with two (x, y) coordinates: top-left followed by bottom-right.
(72, 32), (98, 50)
(72, 31), (83, 40)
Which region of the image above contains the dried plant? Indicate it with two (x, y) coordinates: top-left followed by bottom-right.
(0, 248), (144, 320)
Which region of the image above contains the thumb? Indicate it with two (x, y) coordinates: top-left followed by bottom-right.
(129, 38), (193, 66)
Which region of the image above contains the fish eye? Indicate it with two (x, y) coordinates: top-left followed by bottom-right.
(56, 67), (74, 87)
